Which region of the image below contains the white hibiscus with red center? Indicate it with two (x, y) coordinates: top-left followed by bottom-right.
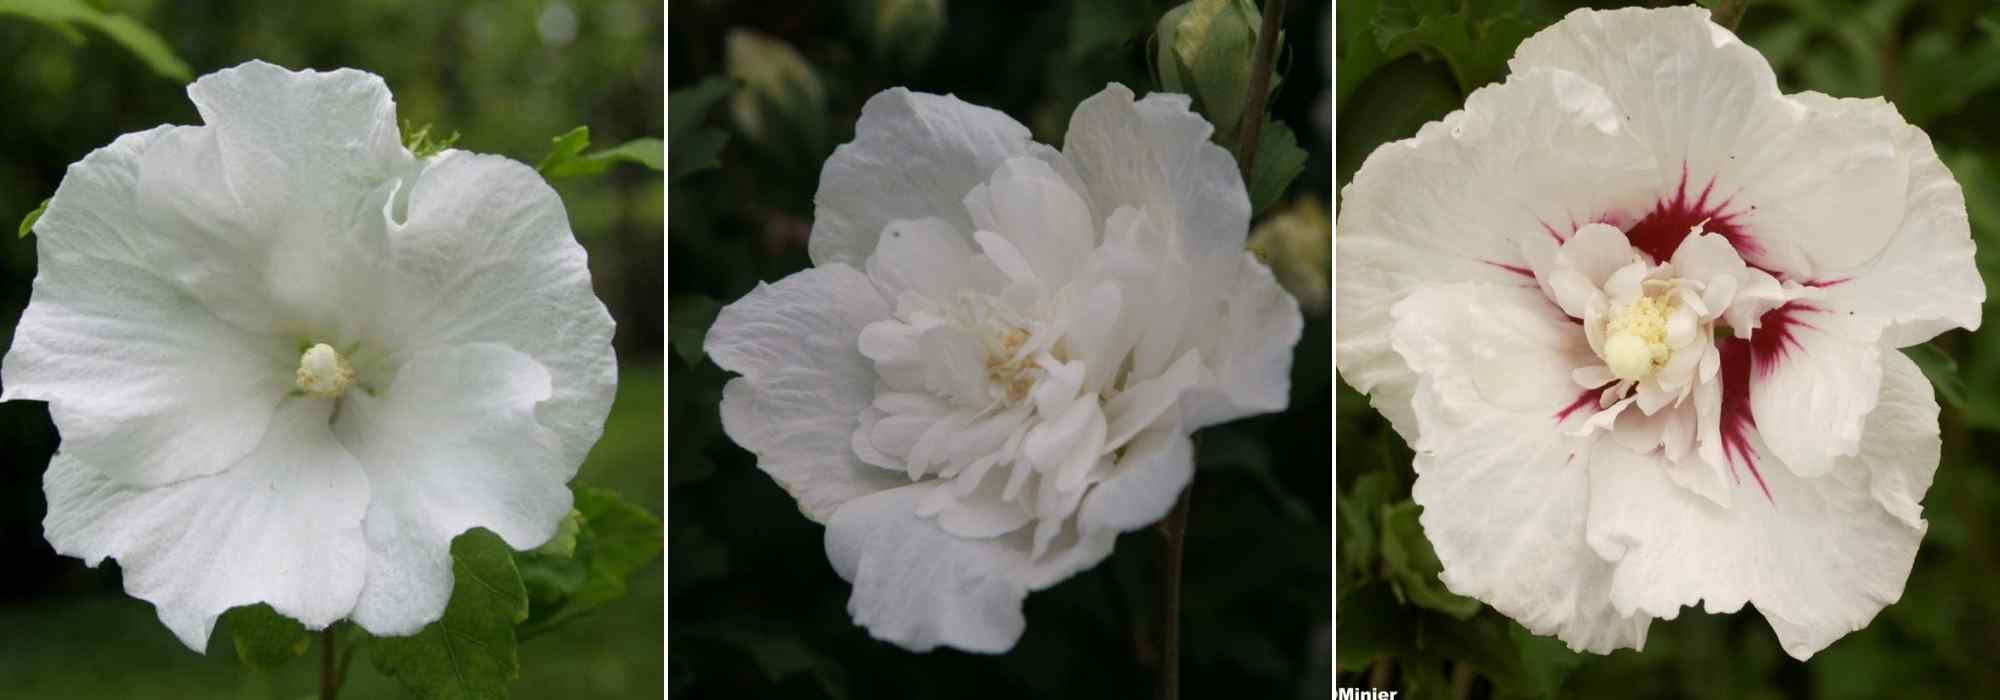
(1336, 7), (1982, 659)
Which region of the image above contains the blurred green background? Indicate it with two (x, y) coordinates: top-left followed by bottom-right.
(0, 1), (663, 697)
(669, 0), (1332, 697)
(1336, 1), (2000, 698)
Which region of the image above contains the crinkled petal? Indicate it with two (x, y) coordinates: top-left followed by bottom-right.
(338, 343), (570, 635)
(1748, 304), (1886, 478)
(3, 127), (297, 487)
(1393, 283), (1648, 652)
(1063, 84), (1248, 255)
(963, 158), (1098, 289)
(1335, 66), (1656, 440)
(824, 483), (1030, 653)
(43, 399), (369, 652)
(371, 152), (618, 473)
(706, 264), (905, 522)
(1077, 426), (1193, 533)
(1183, 252), (1301, 429)
(1585, 351), (1933, 660)
(1788, 92), (1984, 346)
(810, 88), (1064, 266)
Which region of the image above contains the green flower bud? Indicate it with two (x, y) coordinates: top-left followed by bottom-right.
(1154, 0), (1271, 143)
(1247, 196), (1329, 315)
(726, 29), (829, 165)
(863, 0), (947, 69)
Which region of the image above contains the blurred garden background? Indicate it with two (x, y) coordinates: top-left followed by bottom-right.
(0, 1), (664, 697)
(1336, 0), (2000, 698)
(668, 0), (1333, 697)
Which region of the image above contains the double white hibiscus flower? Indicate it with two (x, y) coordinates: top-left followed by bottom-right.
(707, 85), (1302, 651)
(3, 61), (616, 651)
(1338, 7), (1982, 659)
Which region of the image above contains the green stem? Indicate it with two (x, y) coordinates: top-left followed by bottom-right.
(1235, 0), (1288, 180)
(1157, 486), (1193, 700)
(321, 627), (340, 700)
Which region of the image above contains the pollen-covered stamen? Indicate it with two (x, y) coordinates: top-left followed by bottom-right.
(296, 343), (357, 399)
(1602, 293), (1676, 380)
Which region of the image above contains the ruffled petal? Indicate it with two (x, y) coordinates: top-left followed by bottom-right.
(1182, 252), (1302, 429)
(42, 399), (369, 652)
(1076, 426), (1193, 533)
(337, 343), (571, 635)
(1584, 351), (1933, 660)
(1335, 66), (1656, 440)
(706, 264), (906, 522)
(1786, 93), (1983, 346)
(810, 88), (1055, 266)
(369, 152), (618, 473)
(3, 127), (297, 487)
(1063, 85), (1248, 255)
(1393, 283), (1648, 652)
(1748, 303), (1887, 478)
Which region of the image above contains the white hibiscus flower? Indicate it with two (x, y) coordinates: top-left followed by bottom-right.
(1335, 7), (1981, 660)
(2, 61), (617, 651)
(706, 84), (1302, 652)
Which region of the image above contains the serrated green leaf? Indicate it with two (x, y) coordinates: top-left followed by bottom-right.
(0, 0), (192, 82)
(222, 603), (310, 669)
(1246, 121), (1307, 218)
(1374, 0), (1534, 93)
(370, 529), (528, 700)
(19, 198), (48, 238)
(668, 295), (722, 367)
(1906, 343), (1966, 409)
(1379, 500), (1482, 619)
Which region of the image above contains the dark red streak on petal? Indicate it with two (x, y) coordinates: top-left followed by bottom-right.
(1716, 339), (1775, 504)
(1485, 260), (1535, 278)
(1554, 383), (1610, 423)
(1803, 277), (1850, 288)
(1749, 302), (1821, 379)
(1624, 162), (1762, 267)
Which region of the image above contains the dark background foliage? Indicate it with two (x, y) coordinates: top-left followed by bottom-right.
(0, 0), (664, 697)
(1336, 1), (2000, 698)
(667, 0), (1332, 697)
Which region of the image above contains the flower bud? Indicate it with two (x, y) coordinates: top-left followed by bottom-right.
(1154, 0), (1271, 143)
(861, 0), (947, 69)
(726, 29), (829, 166)
(1247, 196), (1329, 314)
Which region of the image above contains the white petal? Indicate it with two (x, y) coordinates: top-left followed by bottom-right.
(1063, 85), (1248, 256)
(3, 129), (297, 487)
(1182, 252), (1303, 429)
(1392, 282), (1646, 652)
(1748, 304), (1886, 478)
(338, 343), (574, 635)
(810, 88), (1056, 266)
(963, 158), (1097, 289)
(1077, 426), (1193, 533)
(865, 217), (981, 303)
(186, 61), (416, 227)
(1335, 66), (1656, 441)
(1789, 93), (1984, 346)
(1585, 352), (1933, 660)
(824, 483), (1031, 653)
(42, 399), (369, 652)
(372, 152), (617, 473)
(1103, 350), (1205, 451)
(706, 264), (905, 522)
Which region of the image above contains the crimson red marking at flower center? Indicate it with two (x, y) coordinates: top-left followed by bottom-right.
(1554, 384), (1608, 423)
(1748, 302), (1820, 378)
(1624, 164), (1761, 266)
(1716, 339), (1774, 503)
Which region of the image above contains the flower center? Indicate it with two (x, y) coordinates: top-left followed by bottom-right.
(983, 326), (1039, 404)
(1603, 294), (1674, 380)
(296, 343), (357, 399)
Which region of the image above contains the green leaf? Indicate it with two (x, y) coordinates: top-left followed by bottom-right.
(668, 77), (735, 180)
(1245, 121), (1307, 218)
(1378, 500), (1482, 619)
(370, 529), (528, 700)
(403, 120), (461, 159)
(536, 126), (593, 176)
(222, 603), (310, 669)
(534, 509), (584, 558)
(668, 295), (722, 367)
(0, 0), (193, 83)
(1069, 0), (1159, 59)
(518, 487), (663, 637)
(1905, 343), (1966, 409)
(1374, 0), (1534, 93)
(19, 198), (48, 238)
